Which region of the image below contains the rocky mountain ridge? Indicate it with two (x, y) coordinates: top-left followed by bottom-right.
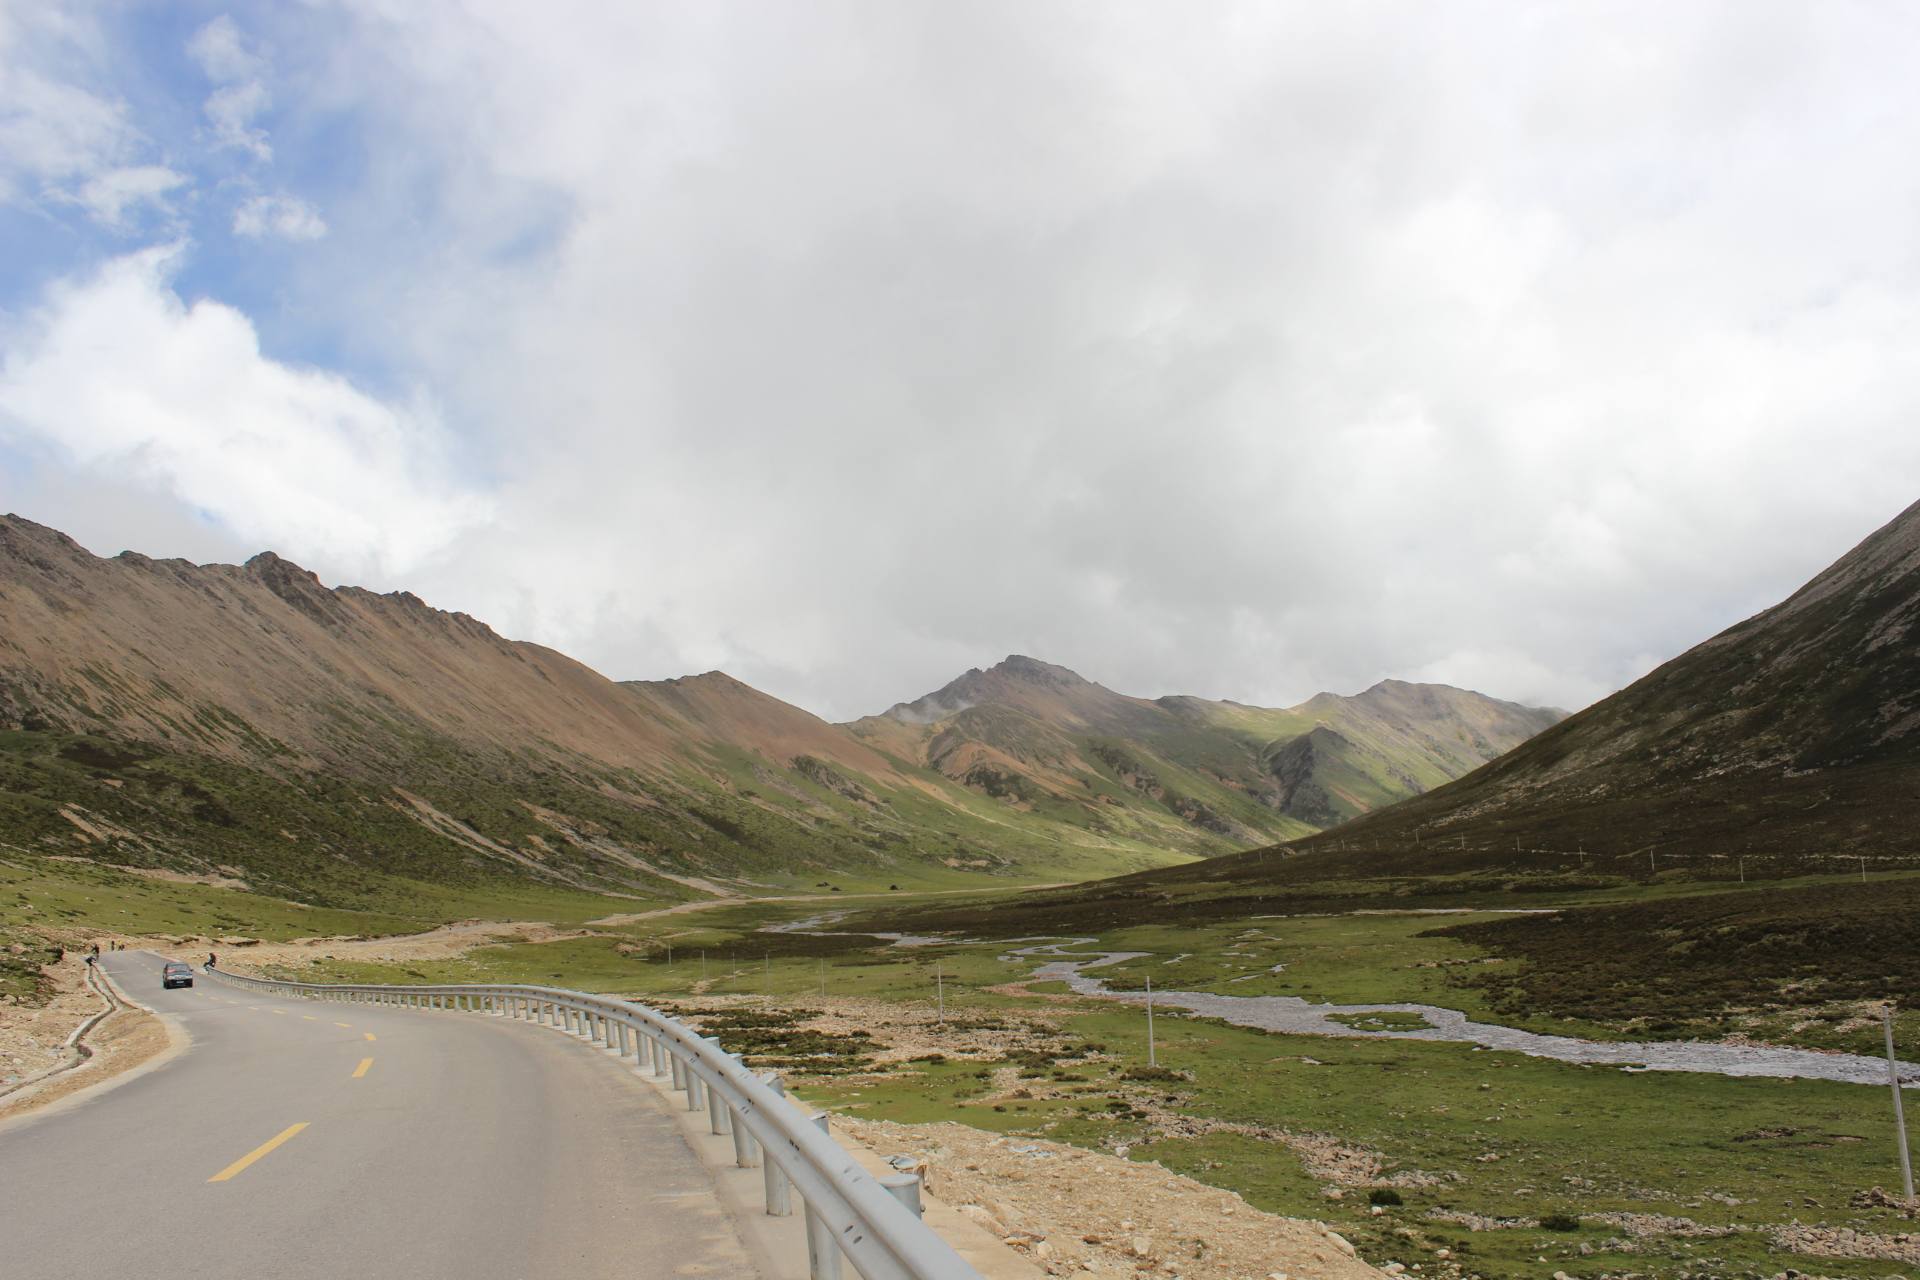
(1177, 495), (1920, 886)
(0, 514), (1562, 909)
(850, 656), (1563, 842)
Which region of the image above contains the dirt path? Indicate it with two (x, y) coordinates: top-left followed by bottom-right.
(837, 1117), (1386, 1280)
(586, 881), (1063, 928)
(0, 954), (174, 1123)
(158, 919), (583, 970)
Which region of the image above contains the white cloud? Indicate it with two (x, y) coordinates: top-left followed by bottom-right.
(185, 14), (264, 84)
(0, 245), (491, 578)
(73, 164), (188, 227)
(15, 4), (1920, 721)
(233, 193), (326, 241)
(294, 2), (1920, 718)
(0, 9), (168, 219)
(0, 9), (194, 229)
(187, 15), (271, 159)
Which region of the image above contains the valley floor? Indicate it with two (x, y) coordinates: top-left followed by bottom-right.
(161, 885), (1920, 1280)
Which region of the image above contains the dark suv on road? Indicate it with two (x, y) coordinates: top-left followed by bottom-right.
(161, 962), (194, 990)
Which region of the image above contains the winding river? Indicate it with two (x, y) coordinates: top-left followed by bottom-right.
(766, 911), (1918, 1086)
(1011, 940), (1920, 1089)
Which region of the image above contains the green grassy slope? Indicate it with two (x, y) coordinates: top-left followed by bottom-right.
(850, 656), (1562, 853)
(0, 516), (1567, 927)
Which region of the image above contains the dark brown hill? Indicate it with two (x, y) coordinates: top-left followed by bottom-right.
(1162, 495), (1920, 891)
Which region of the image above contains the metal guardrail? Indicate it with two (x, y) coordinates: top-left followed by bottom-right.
(201, 966), (976, 1280)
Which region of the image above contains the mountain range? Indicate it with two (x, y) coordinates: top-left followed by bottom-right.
(1279, 494), (1920, 873)
(1047, 494), (1920, 916)
(0, 515), (1559, 908)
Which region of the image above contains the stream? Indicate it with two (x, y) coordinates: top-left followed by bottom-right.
(762, 911), (1919, 1087)
(1011, 940), (1920, 1089)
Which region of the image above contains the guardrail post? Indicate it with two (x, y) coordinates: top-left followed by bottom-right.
(704, 1038), (730, 1133)
(726, 1053), (758, 1166)
(762, 1073), (792, 1215)
(671, 1049), (687, 1091)
(881, 1174), (924, 1218)
(804, 1112), (844, 1280)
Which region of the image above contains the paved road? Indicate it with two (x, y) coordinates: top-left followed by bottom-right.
(0, 951), (765, 1280)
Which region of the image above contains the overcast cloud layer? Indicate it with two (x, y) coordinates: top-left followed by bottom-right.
(3, 2), (1919, 720)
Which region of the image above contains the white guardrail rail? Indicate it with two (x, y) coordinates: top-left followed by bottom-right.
(200, 965), (979, 1280)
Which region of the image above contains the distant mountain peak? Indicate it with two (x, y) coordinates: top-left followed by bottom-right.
(989, 654), (1088, 686)
(877, 654), (1095, 725)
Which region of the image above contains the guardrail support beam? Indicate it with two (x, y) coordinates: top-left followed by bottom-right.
(805, 1113), (845, 1280)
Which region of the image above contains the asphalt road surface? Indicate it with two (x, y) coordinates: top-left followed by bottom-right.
(0, 951), (766, 1280)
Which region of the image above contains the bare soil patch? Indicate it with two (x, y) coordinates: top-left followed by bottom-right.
(837, 1117), (1386, 1280)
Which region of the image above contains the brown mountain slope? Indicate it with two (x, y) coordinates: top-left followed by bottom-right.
(848, 656), (1563, 842)
(0, 516), (1166, 905)
(0, 515), (1565, 912)
(1150, 494), (1920, 890)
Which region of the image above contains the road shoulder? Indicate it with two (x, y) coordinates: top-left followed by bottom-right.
(0, 958), (188, 1131)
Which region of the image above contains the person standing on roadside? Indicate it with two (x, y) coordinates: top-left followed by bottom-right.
(207, 951), (218, 969)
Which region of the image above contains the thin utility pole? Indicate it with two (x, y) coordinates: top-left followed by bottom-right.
(1885, 1003), (1915, 1204)
(1862, 856), (1869, 882)
(935, 963), (945, 1022)
(1146, 977), (1157, 1069)
(1738, 857), (1745, 884)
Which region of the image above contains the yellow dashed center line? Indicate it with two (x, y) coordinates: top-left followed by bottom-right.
(207, 1123), (308, 1183)
(268, 1009), (286, 1016)
(363, 1032), (376, 1042)
(333, 1022), (352, 1029)
(301, 1015), (317, 1021)
(352, 1057), (373, 1079)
